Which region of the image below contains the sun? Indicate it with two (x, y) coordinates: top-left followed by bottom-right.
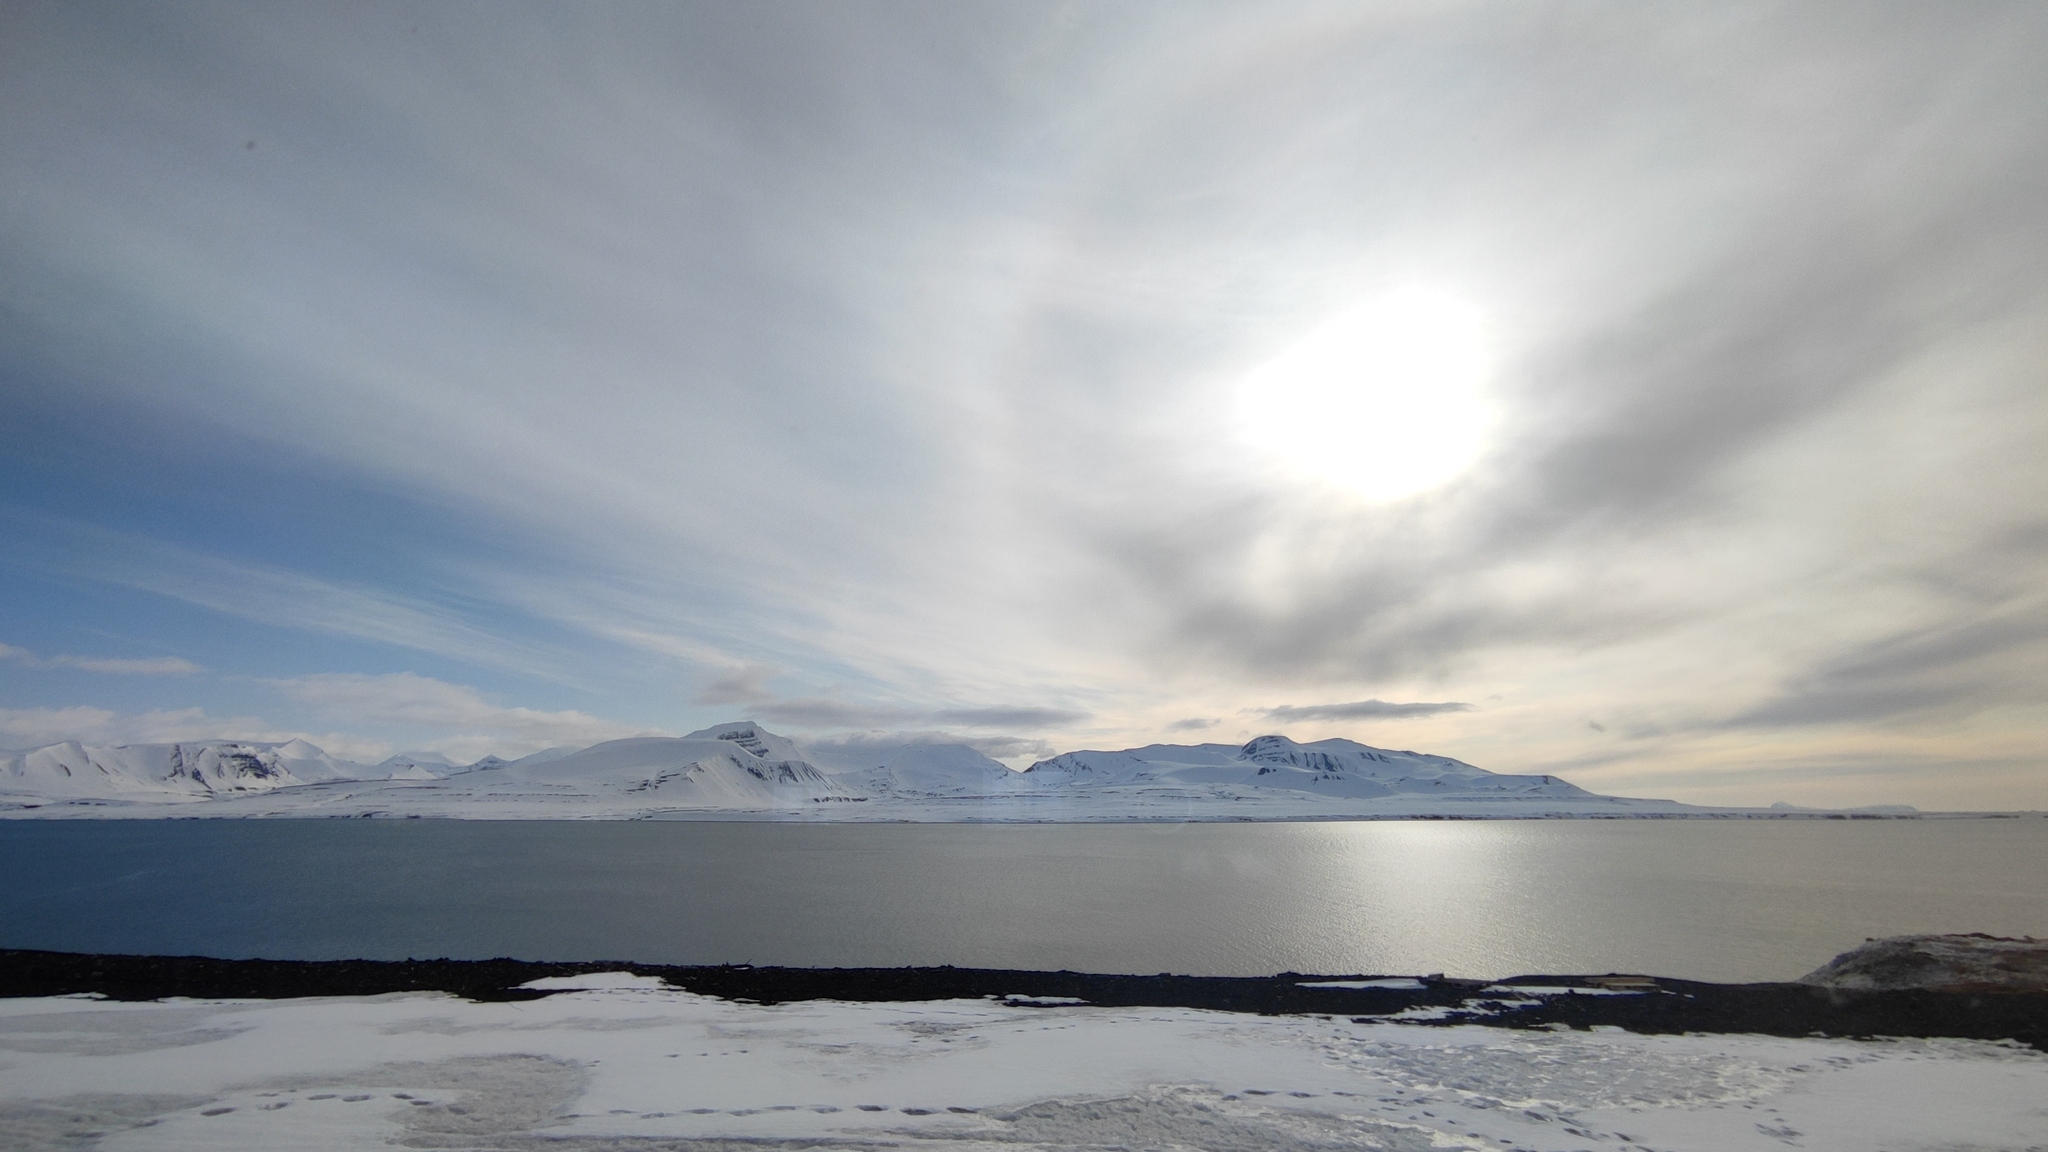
(1236, 289), (1494, 501)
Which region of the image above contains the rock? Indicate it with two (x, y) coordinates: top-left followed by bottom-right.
(1797, 933), (2048, 992)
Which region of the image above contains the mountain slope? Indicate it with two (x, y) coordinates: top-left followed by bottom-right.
(822, 743), (1023, 798)
(0, 740), (362, 802)
(373, 751), (482, 780)
(421, 725), (853, 809)
(1024, 734), (1593, 800)
(2, 724), (1691, 819)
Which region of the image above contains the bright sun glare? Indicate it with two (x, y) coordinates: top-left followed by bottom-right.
(1237, 288), (1494, 501)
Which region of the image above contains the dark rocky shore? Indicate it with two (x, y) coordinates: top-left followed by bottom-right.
(6, 947), (2046, 1051)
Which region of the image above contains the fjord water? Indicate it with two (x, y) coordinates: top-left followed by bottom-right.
(2, 819), (2043, 983)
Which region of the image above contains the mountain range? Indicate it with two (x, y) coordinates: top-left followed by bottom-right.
(0, 721), (1703, 819)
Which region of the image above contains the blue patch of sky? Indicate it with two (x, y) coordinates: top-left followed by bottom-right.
(0, 336), (696, 730)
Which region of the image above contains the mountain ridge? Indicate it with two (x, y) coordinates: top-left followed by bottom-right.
(1023, 734), (1594, 801)
(1, 722), (1722, 819)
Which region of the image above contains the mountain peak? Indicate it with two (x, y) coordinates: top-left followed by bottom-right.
(2, 725), (1631, 815)
(1238, 734), (1302, 759)
(682, 721), (807, 765)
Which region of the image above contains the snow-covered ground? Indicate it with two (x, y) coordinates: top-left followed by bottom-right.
(0, 722), (1845, 820)
(1, 978), (2040, 1150)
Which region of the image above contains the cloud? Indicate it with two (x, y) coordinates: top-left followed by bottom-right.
(1166, 717), (1219, 731)
(693, 663), (778, 706)
(743, 698), (902, 729)
(977, 5), (2048, 724)
(968, 735), (1058, 760)
(12, 519), (568, 681)
(801, 729), (1054, 763)
(0, 706), (117, 747)
(931, 706), (1092, 728)
(0, 705), (385, 759)
(746, 697), (1090, 731)
(269, 673), (655, 755)
(0, 641), (201, 675)
(1261, 700), (1475, 722)
(4, 3), (2048, 806)
(1723, 597), (2048, 730)
(55, 655), (203, 674)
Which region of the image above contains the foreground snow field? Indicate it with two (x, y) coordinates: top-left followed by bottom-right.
(2, 979), (2042, 1151)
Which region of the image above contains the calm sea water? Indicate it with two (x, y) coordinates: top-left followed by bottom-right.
(2, 819), (2043, 983)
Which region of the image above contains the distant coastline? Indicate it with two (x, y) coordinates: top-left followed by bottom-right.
(8, 796), (2011, 820)
(3, 721), (1978, 820)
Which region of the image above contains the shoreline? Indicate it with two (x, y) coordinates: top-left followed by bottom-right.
(7, 806), (2041, 821)
(7, 949), (2045, 1050)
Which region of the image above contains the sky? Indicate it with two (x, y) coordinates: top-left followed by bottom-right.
(3, 1), (2047, 809)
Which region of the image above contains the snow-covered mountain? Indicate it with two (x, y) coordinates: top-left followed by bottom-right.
(1024, 734), (1592, 800)
(819, 743), (1024, 799)
(0, 739), (361, 802)
(0, 723), (1701, 819)
(374, 751), (473, 780)
(424, 725), (855, 809)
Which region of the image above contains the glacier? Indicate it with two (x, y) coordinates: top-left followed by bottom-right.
(3, 720), (1726, 819)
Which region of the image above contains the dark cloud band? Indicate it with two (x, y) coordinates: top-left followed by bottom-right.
(1262, 700), (1474, 722)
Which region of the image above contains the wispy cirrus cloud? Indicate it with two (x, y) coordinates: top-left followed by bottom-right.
(9, 516), (570, 681)
(269, 673), (657, 756)
(1261, 700), (1475, 723)
(746, 696), (1090, 731)
(0, 641), (201, 675)
(4, 3), (2048, 807)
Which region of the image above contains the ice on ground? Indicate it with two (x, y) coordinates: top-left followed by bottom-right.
(0, 986), (2042, 1150)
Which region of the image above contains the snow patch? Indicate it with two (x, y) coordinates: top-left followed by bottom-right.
(519, 972), (674, 992)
